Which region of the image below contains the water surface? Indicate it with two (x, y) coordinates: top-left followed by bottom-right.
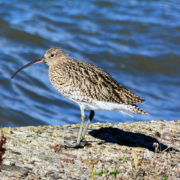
(0, 0), (180, 127)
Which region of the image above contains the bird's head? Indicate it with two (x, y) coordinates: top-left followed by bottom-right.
(11, 48), (68, 78)
(43, 48), (68, 65)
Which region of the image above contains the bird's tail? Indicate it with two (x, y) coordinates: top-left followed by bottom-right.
(130, 104), (148, 115)
(119, 104), (148, 117)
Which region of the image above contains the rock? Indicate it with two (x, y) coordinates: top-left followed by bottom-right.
(0, 120), (179, 179)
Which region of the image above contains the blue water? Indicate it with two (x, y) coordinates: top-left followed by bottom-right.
(0, 0), (180, 127)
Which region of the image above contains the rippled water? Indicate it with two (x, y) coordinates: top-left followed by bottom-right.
(0, 0), (180, 127)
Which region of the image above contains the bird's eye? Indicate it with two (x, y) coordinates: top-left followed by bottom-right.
(51, 54), (55, 57)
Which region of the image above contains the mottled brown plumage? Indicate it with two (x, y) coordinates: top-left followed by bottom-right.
(11, 47), (147, 147)
(47, 48), (146, 114)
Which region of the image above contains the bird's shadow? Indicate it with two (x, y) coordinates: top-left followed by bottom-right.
(89, 127), (177, 152)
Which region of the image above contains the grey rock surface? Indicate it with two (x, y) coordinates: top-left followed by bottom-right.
(0, 120), (179, 179)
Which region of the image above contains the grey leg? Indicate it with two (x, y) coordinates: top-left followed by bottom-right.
(76, 106), (85, 145)
(81, 110), (94, 141)
(64, 106), (85, 148)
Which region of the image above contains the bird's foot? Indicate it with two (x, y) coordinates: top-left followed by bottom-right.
(63, 139), (91, 148)
(64, 141), (81, 148)
(64, 140), (81, 148)
(63, 137), (81, 148)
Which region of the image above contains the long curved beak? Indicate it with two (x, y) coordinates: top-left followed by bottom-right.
(11, 59), (44, 79)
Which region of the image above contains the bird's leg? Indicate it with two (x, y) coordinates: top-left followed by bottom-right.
(76, 107), (85, 145)
(81, 110), (94, 141)
(64, 106), (85, 148)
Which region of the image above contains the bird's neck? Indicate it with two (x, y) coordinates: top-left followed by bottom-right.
(48, 56), (70, 66)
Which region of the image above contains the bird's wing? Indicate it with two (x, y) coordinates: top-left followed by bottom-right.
(62, 60), (144, 105)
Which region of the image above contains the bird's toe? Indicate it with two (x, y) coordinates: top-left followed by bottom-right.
(64, 140), (81, 148)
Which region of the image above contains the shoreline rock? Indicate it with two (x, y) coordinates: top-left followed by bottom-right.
(0, 120), (179, 179)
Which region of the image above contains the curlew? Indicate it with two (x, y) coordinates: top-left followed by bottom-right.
(11, 48), (147, 147)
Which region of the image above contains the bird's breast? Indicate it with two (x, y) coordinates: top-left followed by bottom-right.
(49, 67), (67, 93)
